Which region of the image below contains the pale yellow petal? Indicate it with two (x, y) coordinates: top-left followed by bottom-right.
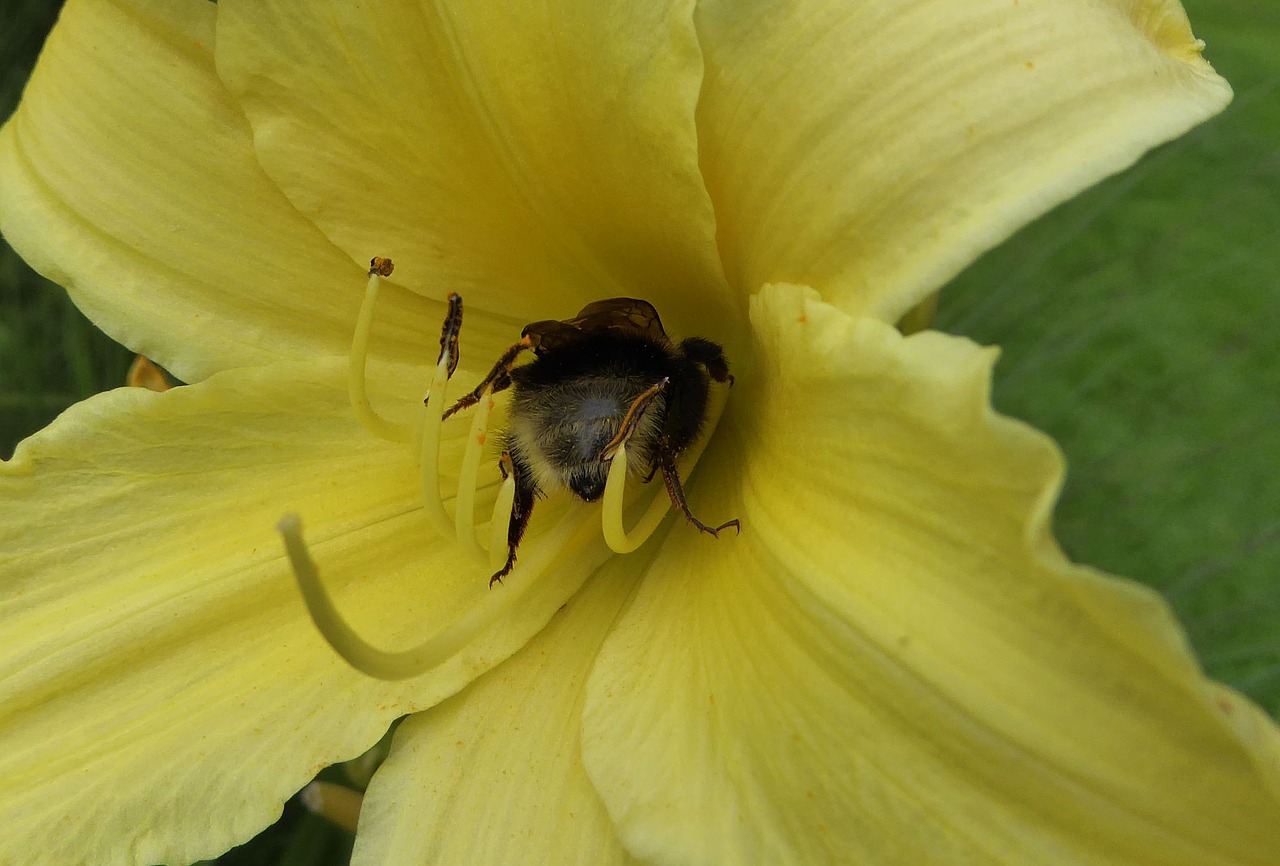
(694, 0), (1232, 320)
(0, 0), (434, 383)
(0, 359), (608, 866)
(214, 0), (731, 332)
(581, 284), (1280, 865)
(353, 561), (643, 866)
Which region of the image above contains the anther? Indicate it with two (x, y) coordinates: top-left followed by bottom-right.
(418, 293), (466, 539)
(349, 258), (411, 443)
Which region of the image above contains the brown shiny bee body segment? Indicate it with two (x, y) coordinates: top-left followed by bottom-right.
(441, 298), (738, 585)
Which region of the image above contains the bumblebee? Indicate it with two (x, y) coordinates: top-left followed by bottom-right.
(438, 296), (739, 584)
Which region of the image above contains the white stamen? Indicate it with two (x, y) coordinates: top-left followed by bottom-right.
(488, 472), (517, 573)
(349, 271), (411, 443)
(455, 393), (495, 560)
(419, 355), (455, 540)
(601, 445), (673, 554)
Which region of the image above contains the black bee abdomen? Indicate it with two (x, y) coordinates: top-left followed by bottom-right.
(662, 356), (712, 453)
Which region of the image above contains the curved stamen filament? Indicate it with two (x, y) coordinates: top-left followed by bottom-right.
(454, 393), (496, 560)
(277, 508), (592, 680)
(488, 472), (517, 573)
(600, 380), (732, 555)
(419, 354), (455, 539)
(601, 444), (672, 553)
(349, 264), (411, 443)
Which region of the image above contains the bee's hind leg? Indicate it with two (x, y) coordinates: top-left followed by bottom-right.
(657, 439), (740, 538)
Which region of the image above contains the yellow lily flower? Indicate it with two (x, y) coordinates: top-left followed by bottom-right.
(1, 0), (1277, 864)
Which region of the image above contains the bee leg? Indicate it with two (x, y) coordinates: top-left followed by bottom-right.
(602, 377), (669, 459)
(491, 451), (538, 587)
(441, 336), (533, 420)
(657, 438), (740, 538)
(678, 336), (734, 386)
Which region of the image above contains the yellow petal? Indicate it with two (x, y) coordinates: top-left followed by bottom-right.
(0, 0), (433, 383)
(694, 0), (1232, 321)
(213, 0), (732, 331)
(0, 359), (606, 866)
(352, 561), (643, 866)
(580, 284), (1280, 865)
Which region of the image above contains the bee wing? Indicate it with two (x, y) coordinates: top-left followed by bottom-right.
(569, 298), (668, 340)
(523, 298), (669, 352)
(520, 318), (582, 352)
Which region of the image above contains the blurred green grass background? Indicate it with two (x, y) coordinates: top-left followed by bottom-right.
(940, 0), (1280, 717)
(1, 0), (1277, 862)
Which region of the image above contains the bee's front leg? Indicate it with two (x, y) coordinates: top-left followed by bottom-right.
(490, 451), (538, 587)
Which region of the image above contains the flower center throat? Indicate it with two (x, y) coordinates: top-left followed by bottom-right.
(277, 258), (736, 680)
